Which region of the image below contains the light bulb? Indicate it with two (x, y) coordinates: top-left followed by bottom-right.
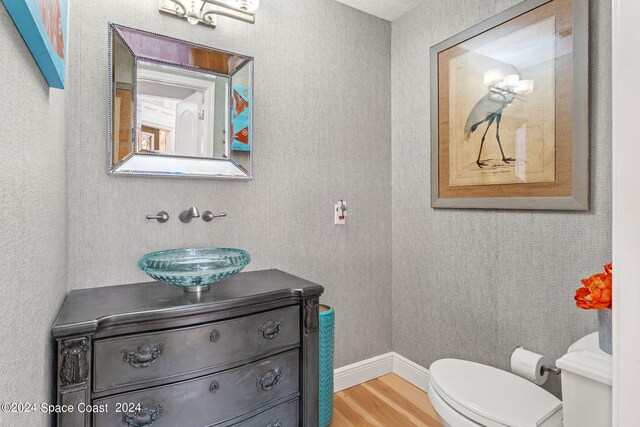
(483, 69), (504, 86)
(515, 79), (534, 95)
(235, 0), (259, 12)
(186, 1), (199, 24)
(187, 13), (199, 24)
(503, 74), (520, 88)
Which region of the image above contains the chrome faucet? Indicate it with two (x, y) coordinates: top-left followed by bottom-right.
(179, 206), (201, 223)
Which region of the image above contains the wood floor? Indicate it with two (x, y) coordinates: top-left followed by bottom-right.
(330, 374), (443, 427)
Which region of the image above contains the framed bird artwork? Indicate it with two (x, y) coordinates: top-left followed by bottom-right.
(430, 0), (589, 210)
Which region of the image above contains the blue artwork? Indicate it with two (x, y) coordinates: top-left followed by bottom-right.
(2, 0), (68, 88)
(231, 85), (251, 152)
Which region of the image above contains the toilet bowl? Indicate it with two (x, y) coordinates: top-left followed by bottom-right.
(428, 359), (563, 427)
(427, 380), (483, 426)
(428, 333), (613, 427)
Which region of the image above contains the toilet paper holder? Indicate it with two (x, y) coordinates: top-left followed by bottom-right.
(541, 365), (561, 376)
(514, 346), (562, 376)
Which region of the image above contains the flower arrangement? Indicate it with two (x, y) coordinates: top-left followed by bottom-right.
(574, 263), (612, 310)
(575, 263), (613, 354)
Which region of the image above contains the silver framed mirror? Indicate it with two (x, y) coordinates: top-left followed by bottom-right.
(108, 23), (253, 179)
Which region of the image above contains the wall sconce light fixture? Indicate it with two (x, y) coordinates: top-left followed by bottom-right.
(483, 69), (534, 95)
(159, 0), (259, 26)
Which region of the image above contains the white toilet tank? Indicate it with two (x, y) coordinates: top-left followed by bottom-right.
(556, 332), (612, 427)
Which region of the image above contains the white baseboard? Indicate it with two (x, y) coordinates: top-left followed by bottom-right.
(334, 352), (394, 392)
(333, 352), (430, 393)
(392, 353), (430, 392)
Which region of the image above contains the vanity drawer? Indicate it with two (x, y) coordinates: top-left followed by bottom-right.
(93, 350), (299, 427)
(94, 306), (299, 392)
(233, 399), (298, 427)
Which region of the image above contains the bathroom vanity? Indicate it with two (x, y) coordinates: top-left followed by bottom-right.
(52, 269), (324, 427)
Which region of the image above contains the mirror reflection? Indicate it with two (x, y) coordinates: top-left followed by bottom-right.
(109, 24), (253, 179)
(137, 61), (229, 159)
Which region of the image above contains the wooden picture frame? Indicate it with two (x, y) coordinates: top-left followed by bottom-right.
(430, 0), (589, 210)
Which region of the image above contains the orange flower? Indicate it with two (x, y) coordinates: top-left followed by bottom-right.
(574, 263), (613, 310)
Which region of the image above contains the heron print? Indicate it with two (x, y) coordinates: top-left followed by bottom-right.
(446, 16), (557, 188)
(464, 68), (533, 169)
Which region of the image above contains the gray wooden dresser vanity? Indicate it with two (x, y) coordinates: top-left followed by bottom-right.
(52, 269), (324, 427)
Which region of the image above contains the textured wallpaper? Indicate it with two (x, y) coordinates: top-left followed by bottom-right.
(391, 0), (612, 397)
(0, 2), (612, 422)
(65, 0), (393, 369)
(0, 6), (68, 427)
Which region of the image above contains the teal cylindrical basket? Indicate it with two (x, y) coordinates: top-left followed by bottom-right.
(319, 304), (335, 427)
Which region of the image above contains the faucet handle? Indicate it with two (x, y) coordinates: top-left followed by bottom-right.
(146, 211), (169, 223)
(203, 211), (227, 222)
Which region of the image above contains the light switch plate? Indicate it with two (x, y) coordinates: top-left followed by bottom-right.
(335, 202), (346, 225)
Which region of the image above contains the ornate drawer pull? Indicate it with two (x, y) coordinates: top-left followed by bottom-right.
(266, 421), (282, 427)
(256, 368), (282, 391)
(122, 344), (164, 368)
(259, 320), (282, 339)
(121, 403), (164, 427)
(209, 380), (220, 393)
(210, 329), (220, 342)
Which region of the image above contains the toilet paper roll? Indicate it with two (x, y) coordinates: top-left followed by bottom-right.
(510, 347), (549, 385)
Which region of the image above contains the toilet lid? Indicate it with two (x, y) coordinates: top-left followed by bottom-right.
(430, 359), (562, 427)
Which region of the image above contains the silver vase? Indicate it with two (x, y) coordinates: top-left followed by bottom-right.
(597, 308), (612, 354)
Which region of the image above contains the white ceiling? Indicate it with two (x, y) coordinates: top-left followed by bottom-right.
(334, 0), (425, 21)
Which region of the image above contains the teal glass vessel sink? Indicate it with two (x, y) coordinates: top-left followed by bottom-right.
(138, 248), (251, 292)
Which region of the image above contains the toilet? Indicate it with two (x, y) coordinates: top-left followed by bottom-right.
(428, 359), (563, 427)
(428, 333), (612, 427)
